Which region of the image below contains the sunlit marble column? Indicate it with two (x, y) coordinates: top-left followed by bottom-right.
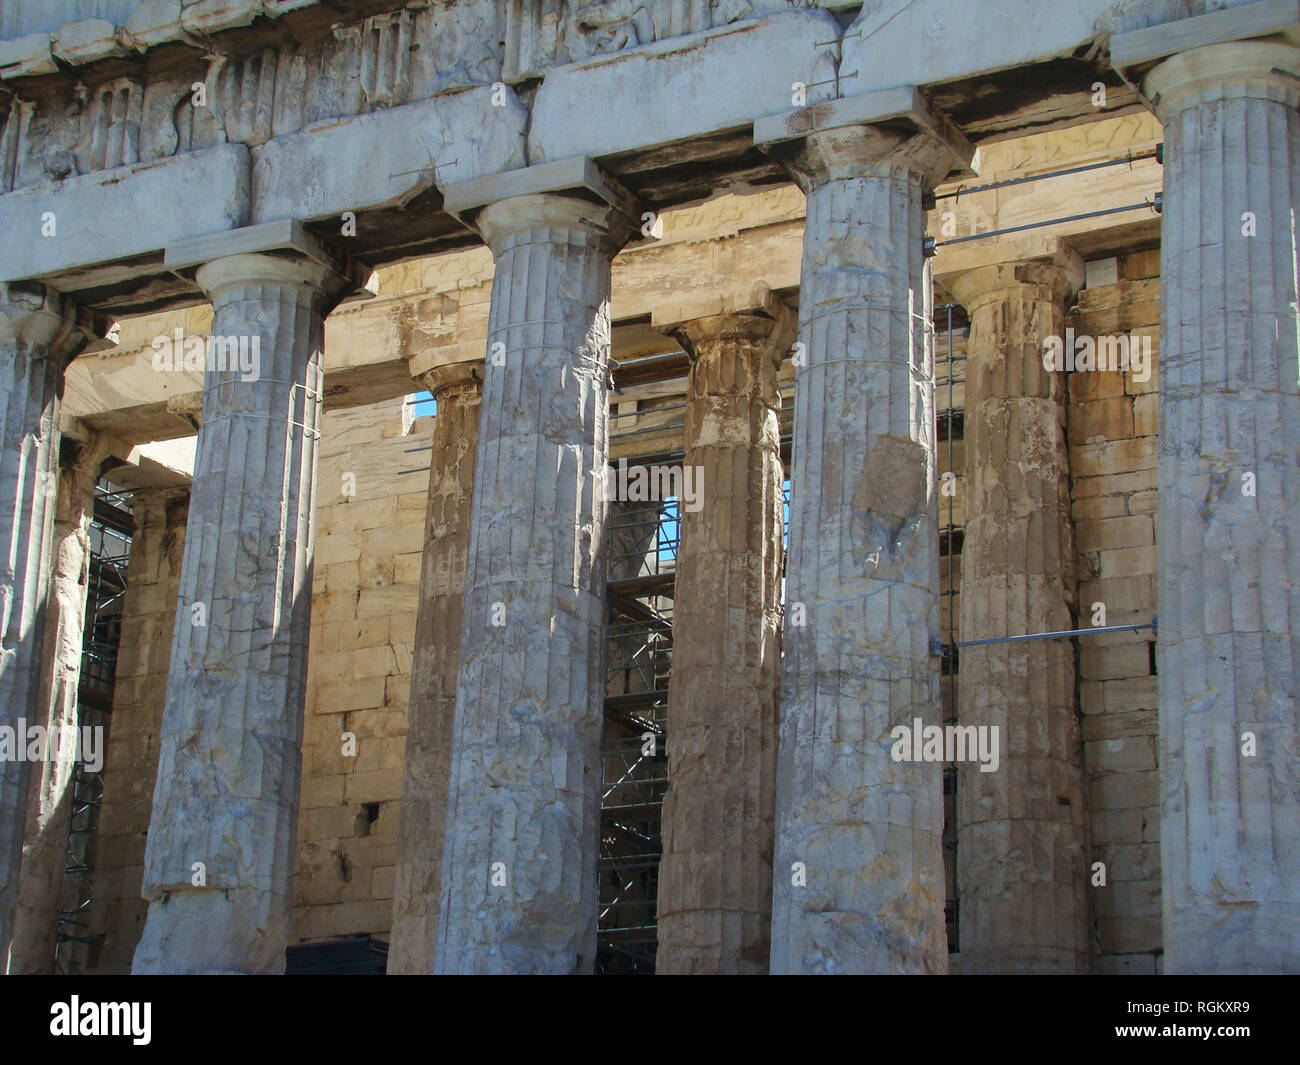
(435, 193), (633, 973)
(134, 253), (349, 974)
(0, 283), (94, 969)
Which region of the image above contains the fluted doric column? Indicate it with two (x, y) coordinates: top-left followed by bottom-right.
(434, 192), (633, 973)
(941, 241), (1089, 973)
(11, 429), (107, 972)
(133, 252), (351, 973)
(390, 360), (482, 974)
(762, 120), (963, 974)
(0, 283), (94, 968)
(652, 286), (793, 973)
(1138, 40), (1300, 973)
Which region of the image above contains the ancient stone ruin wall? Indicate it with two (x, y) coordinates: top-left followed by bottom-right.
(1068, 248), (1162, 973)
(291, 396), (431, 945)
(5, 0), (1293, 979)
(69, 117), (1171, 970)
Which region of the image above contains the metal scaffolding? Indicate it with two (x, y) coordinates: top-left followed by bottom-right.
(937, 303), (969, 952)
(598, 489), (677, 973)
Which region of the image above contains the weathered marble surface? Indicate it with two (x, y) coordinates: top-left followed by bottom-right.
(434, 193), (631, 973)
(389, 362), (481, 974)
(10, 433), (105, 973)
(0, 282), (91, 970)
(655, 296), (792, 974)
(769, 126), (955, 974)
(1145, 40), (1300, 975)
(528, 8), (839, 164)
(133, 253), (341, 974)
(946, 255), (1090, 974)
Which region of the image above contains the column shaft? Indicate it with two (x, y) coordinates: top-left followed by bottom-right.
(435, 194), (629, 973)
(390, 363), (482, 974)
(11, 435), (102, 972)
(770, 126), (951, 973)
(133, 255), (335, 973)
(656, 308), (789, 974)
(0, 283), (87, 966)
(1147, 42), (1300, 972)
(948, 259), (1089, 972)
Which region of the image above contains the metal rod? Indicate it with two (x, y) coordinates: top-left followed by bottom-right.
(956, 619), (1156, 649)
(935, 201), (1159, 249)
(943, 303), (959, 949)
(612, 401), (686, 421)
(935, 148), (1161, 201)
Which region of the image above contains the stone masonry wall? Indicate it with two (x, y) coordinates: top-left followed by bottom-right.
(1068, 248), (1161, 973)
(290, 395), (431, 946)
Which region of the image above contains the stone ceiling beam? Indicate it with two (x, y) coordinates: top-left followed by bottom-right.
(528, 8), (840, 165)
(0, 144), (248, 295)
(60, 113), (1163, 447)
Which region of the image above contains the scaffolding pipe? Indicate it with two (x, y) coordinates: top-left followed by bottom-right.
(931, 200), (1161, 253)
(934, 147), (1161, 201)
(954, 618), (1157, 649)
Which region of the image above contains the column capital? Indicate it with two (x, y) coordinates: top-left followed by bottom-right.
(790, 126), (962, 193)
(54, 421), (112, 478)
(1144, 39), (1300, 119)
(420, 360), (483, 399)
(166, 218), (376, 310)
(755, 87), (975, 192)
(441, 156), (641, 256)
(403, 290), (485, 382)
(1110, 0), (1300, 111)
(194, 253), (345, 306)
(652, 282), (796, 366)
(0, 281), (102, 363)
(476, 193), (635, 259)
(934, 235), (1084, 312)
